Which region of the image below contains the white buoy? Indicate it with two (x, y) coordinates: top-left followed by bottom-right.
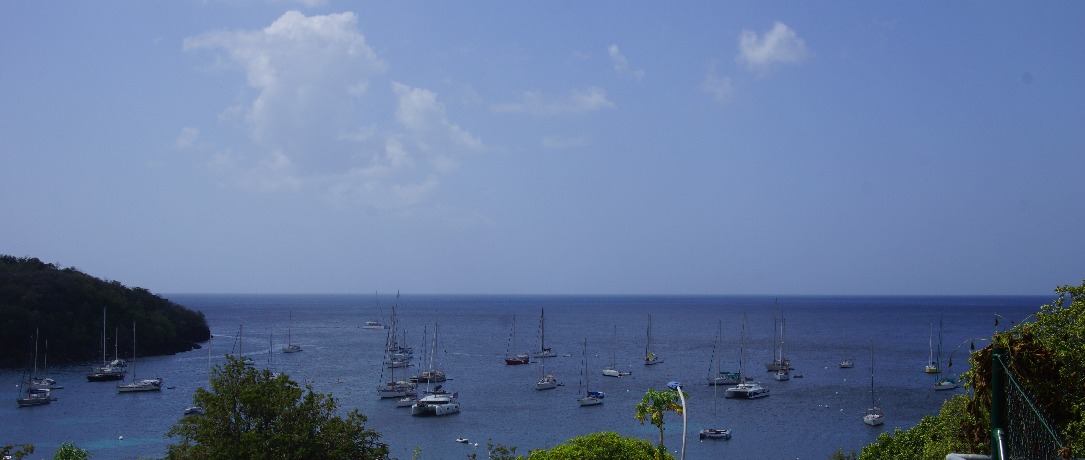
(119, 436), (124, 440)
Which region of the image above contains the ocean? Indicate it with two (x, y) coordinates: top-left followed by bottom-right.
(1, 294), (1049, 459)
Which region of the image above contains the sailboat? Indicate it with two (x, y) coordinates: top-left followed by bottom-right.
(184, 336), (211, 416)
(863, 342), (884, 426)
(765, 300), (792, 372)
(411, 314), (460, 416)
(531, 308), (556, 358)
(282, 311), (302, 353)
(362, 292), (389, 330)
(725, 313), (769, 399)
(384, 300), (413, 368)
(774, 313), (791, 381)
(87, 308), (126, 382)
(643, 314), (662, 365)
(410, 324), (447, 383)
(535, 361), (559, 391)
(237, 324), (256, 367)
(504, 315), (530, 365)
(603, 325), (631, 377)
(377, 318), (415, 398)
(839, 326), (855, 369)
(702, 350), (733, 440)
(924, 322), (939, 373)
(117, 321), (163, 393)
(577, 339), (604, 406)
(17, 330), (54, 407)
(30, 332), (62, 390)
(708, 320), (740, 386)
(933, 316), (957, 390)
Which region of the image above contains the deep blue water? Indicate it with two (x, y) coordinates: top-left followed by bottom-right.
(1, 294), (1048, 459)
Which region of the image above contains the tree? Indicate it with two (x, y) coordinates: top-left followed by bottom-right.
(166, 356), (388, 459)
(634, 388), (685, 459)
(527, 432), (673, 460)
(0, 444), (34, 460)
(53, 442), (90, 460)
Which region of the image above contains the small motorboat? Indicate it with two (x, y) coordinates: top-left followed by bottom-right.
(455, 438), (469, 444)
(699, 428), (732, 440)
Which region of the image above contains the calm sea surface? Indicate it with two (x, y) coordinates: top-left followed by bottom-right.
(1, 294), (1048, 459)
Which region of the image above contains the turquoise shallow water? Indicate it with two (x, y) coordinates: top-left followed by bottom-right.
(1, 294), (1046, 459)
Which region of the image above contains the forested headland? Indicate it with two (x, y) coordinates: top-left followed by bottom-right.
(0, 255), (210, 367)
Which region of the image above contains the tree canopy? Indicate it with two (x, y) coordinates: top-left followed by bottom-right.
(526, 432), (674, 460)
(634, 387), (686, 458)
(0, 255), (209, 366)
(166, 356), (389, 459)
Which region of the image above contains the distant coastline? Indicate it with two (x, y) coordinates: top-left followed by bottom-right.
(0, 255), (211, 367)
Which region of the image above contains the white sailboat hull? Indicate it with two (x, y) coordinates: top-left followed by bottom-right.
(578, 396), (603, 406)
(535, 379), (558, 391)
(117, 378), (163, 393)
(934, 379), (958, 391)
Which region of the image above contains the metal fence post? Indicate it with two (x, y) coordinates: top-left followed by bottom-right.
(991, 348), (1004, 460)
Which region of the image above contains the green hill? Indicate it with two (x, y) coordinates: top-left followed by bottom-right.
(0, 255), (210, 367)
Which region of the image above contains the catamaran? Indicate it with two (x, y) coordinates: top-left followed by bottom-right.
(725, 313), (769, 400)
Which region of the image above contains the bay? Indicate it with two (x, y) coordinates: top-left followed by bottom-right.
(1, 294), (1047, 459)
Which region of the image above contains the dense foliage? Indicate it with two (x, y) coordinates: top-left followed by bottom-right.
(166, 356), (389, 459)
(52, 442), (91, 460)
(525, 432), (674, 460)
(858, 394), (971, 459)
(855, 280), (1085, 459)
(0, 255), (209, 366)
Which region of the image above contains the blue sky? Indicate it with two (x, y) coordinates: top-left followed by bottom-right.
(2, 2), (1082, 295)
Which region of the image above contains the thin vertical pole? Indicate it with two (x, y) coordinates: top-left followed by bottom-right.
(991, 348), (1005, 460)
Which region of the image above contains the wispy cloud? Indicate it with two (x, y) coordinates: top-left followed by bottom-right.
(173, 127), (200, 150)
(701, 63), (733, 105)
(737, 21), (809, 74)
(492, 87), (614, 115)
(608, 44), (644, 80)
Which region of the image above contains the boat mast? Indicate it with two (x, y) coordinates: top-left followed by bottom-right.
(928, 322), (934, 368)
(131, 321), (137, 382)
(937, 315), (945, 378)
(739, 313), (748, 381)
(33, 328), (39, 379)
(539, 308), (545, 352)
(870, 341), (876, 409)
(101, 307), (107, 365)
(645, 314), (652, 361)
(772, 300), (780, 364)
(780, 312), (786, 365)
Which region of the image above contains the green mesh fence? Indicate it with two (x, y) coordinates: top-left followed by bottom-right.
(996, 355), (1067, 460)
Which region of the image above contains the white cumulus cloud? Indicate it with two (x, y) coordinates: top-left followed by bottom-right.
(737, 21), (809, 74)
(184, 11), (482, 212)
